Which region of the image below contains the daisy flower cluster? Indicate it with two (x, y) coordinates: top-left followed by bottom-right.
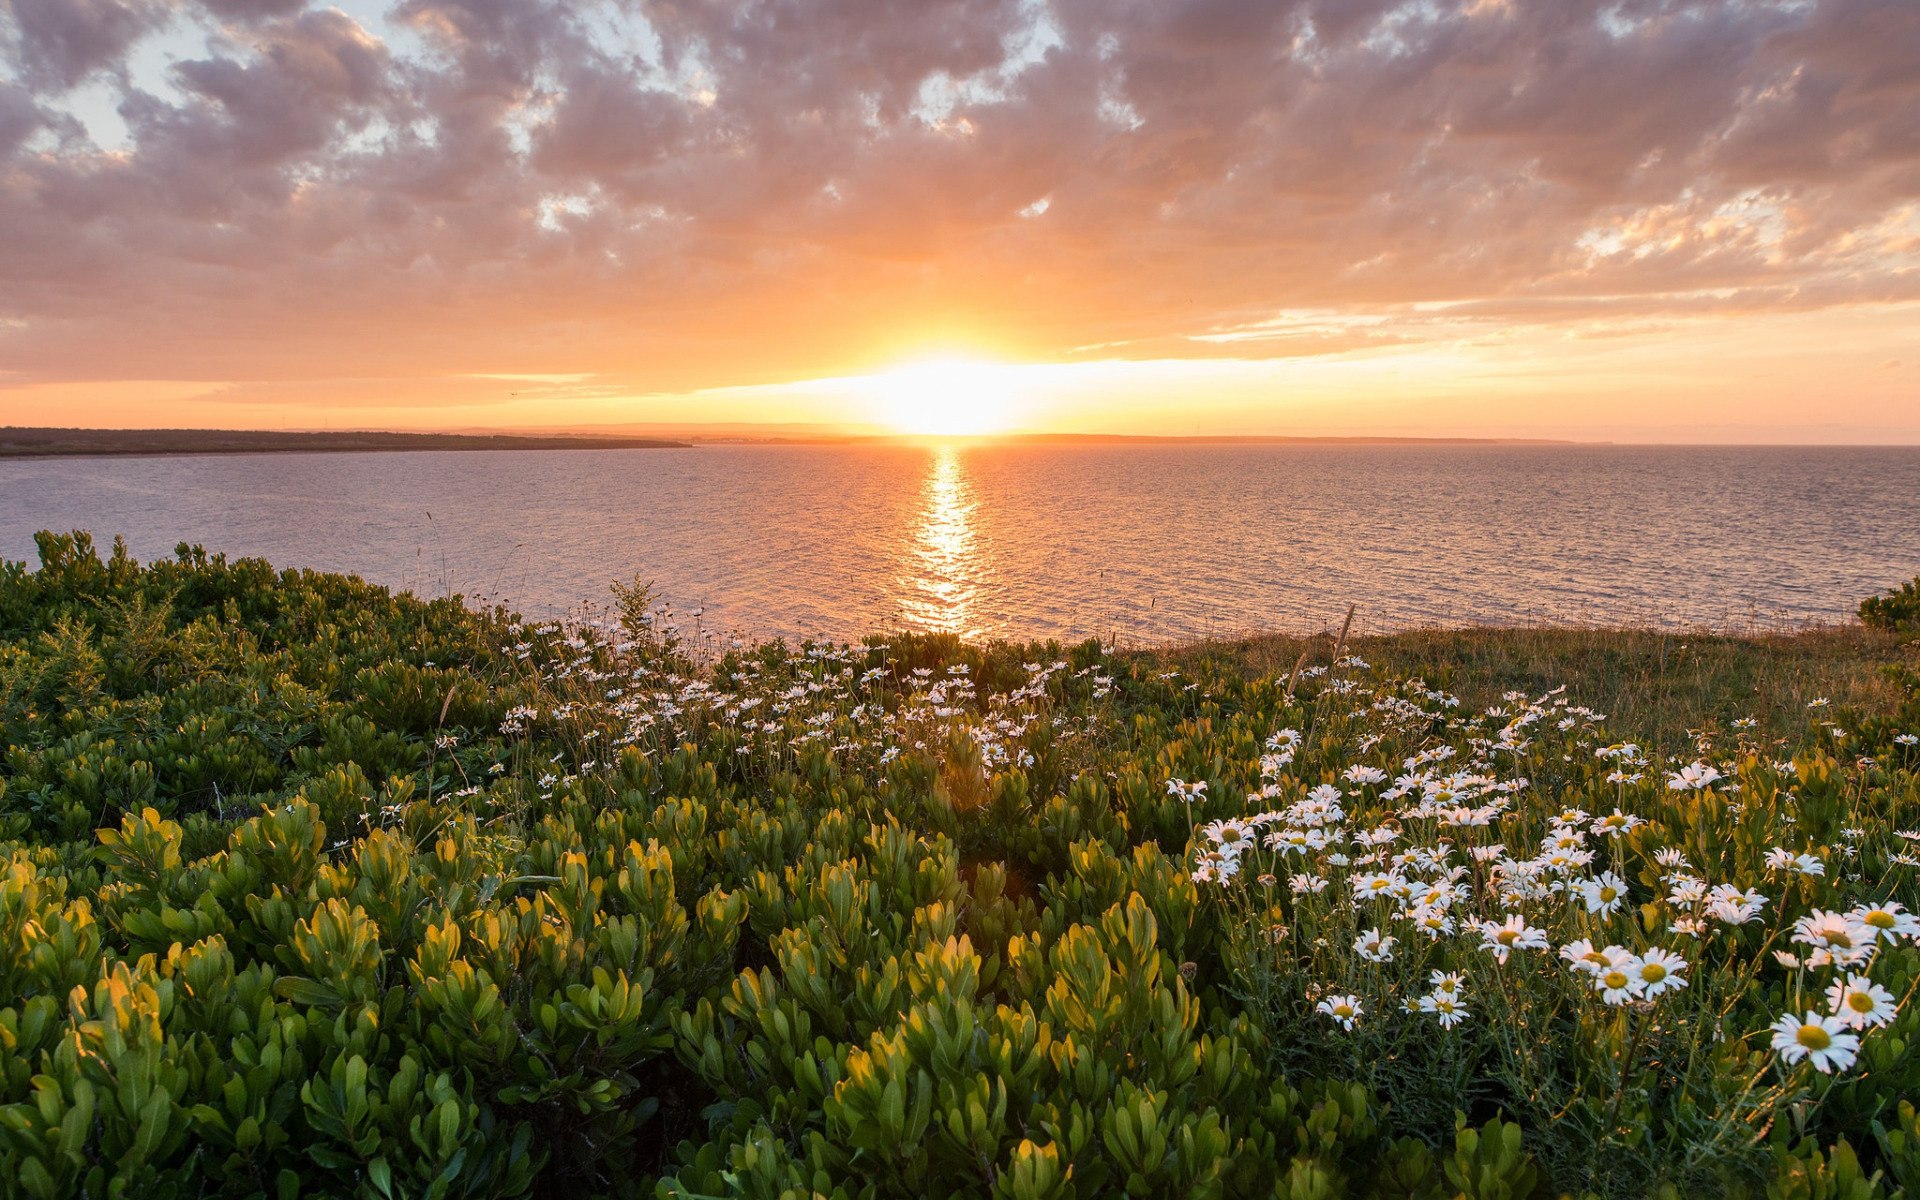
(1178, 669), (1920, 1103)
(491, 613), (1120, 807)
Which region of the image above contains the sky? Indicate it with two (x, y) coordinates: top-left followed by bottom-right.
(2, 0), (1918, 440)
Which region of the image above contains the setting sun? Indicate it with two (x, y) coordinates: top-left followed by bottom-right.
(870, 359), (1022, 436)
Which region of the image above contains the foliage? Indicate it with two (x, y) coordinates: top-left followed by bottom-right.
(1861, 578), (1920, 634)
(0, 532), (1916, 1199)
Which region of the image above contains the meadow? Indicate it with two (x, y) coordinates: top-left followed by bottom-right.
(2, 530), (1918, 1199)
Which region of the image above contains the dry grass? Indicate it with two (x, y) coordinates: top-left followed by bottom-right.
(1151, 622), (1914, 755)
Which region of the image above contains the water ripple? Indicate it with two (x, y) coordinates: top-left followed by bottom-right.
(2, 443), (1916, 643)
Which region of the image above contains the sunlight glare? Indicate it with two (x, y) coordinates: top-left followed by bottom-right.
(872, 358), (1019, 436)
(898, 445), (983, 637)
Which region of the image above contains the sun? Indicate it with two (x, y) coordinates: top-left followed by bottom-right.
(871, 358), (1019, 436)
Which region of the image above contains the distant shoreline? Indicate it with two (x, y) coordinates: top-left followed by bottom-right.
(16, 427), (1910, 458)
(0, 428), (691, 459)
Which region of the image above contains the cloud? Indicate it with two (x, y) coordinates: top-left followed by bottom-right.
(0, 0), (1916, 396)
(6, 0), (172, 90)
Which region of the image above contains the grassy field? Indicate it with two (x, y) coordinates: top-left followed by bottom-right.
(1, 532), (1917, 1200)
(1162, 624), (1913, 755)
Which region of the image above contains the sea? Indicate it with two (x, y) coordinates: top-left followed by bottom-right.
(3, 443), (1917, 645)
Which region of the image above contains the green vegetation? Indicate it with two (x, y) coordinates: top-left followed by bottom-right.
(1, 531), (1917, 1200)
(1862, 577), (1920, 635)
(1161, 624), (1908, 756)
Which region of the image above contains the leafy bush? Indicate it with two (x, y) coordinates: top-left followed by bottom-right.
(0, 532), (1916, 1199)
(1861, 576), (1920, 632)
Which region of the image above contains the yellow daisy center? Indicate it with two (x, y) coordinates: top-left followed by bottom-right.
(1847, 992), (1875, 1014)
(1599, 886), (1618, 903)
(1640, 963), (1667, 983)
(1864, 911), (1894, 930)
(1602, 970), (1629, 989)
(1797, 1024), (1831, 1050)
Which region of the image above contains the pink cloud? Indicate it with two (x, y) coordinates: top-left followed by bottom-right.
(0, 0), (1915, 395)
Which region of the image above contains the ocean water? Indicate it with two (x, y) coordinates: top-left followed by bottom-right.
(3, 443), (1917, 644)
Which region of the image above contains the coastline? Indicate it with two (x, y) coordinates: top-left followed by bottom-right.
(0, 427), (692, 459)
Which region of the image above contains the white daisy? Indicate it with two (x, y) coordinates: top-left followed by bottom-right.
(1770, 1011), (1859, 1074)
(1825, 974), (1898, 1030)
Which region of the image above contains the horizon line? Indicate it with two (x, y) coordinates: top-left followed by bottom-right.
(8, 424), (1920, 458)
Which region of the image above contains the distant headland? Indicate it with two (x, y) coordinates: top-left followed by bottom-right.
(0, 427), (691, 459)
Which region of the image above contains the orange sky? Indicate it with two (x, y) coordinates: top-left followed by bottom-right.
(3, 0), (1918, 440)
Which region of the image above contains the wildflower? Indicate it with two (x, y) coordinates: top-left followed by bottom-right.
(1559, 938), (1619, 975)
(1307, 783), (1345, 804)
(1317, 994), (1363, 1030)
(1477, 916), (1549, 963)
(1666, 876), (1707, 906)
(1594, 956), (1645, 1005)
(1774, 951), (1803, 968)
(1791, 910), (1876, 967)
(1418, 991), (1471, 1028)
(1267, 827), (1328, 855)
(1826, 974), (1898, 1030)
(1764, 847), (1825, 877)
(1634, 948), (1689, 997)
(1353, 928), (1397, 962)
(1591, 809), (1645, 837)
(1849, 900), (1920, 944)
(1577, 871), (1629, 917)
(1256, 873), (1278, 888)
(1706, 885), (1768, 926)
(1350, 871), (1402, 901)
(1408, 906), (1455, 938)
(1540, 849), (1594, 873)
(1671, 917), (1705, 937)
(1895, 733), (1918, 747)
(1289, 873), (1329, 895)
(1770, 1011), (1859, 1073)
(1430, 970), (1467, 994)
(1166, 778), (1207, 802)
(1470, 843), (1506, 862)
(1343, 765), (1388, 786)
(1667, 762), (1722, 790)
(1543, 827), (1587, 852)
(1202, 818), (1256, 854)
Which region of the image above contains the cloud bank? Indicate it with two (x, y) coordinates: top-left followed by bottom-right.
(2, 0), (1917, 413)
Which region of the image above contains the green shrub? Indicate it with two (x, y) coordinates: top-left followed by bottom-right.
(1861, 576), (1920, 632)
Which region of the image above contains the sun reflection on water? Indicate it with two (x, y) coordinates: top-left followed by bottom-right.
(899, 445), (983, 636)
